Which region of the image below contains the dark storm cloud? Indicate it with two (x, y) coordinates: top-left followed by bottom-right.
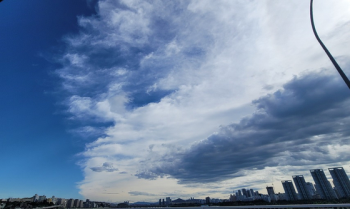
(136, 70), (350, 183)
(90, 162), (119, 172)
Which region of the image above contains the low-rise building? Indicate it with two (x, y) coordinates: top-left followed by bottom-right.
(8, 198), (22, 202)
(0, 203), (6, 209)
(21, 198), (34, 202)
(38, 195), (46, 202)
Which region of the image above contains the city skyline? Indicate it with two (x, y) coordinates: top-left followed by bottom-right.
(2, 165), (350, 203)
(1, 0), (350, 202)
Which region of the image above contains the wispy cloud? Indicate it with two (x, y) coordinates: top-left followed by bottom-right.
(70, 126), (106, 139)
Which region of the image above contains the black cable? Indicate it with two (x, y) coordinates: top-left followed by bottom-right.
(310, 0), (350, 89)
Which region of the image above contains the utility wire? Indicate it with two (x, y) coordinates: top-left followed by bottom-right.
(310, 0), (350, 89)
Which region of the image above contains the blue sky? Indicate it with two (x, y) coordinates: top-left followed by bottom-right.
(1, 0), (350, 203)
(0, 0), (97, 199)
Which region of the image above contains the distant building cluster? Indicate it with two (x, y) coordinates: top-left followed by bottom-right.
(156, 197), (217, 206)
(1, 195), (108, 208)
(157, 197), (173, 206)
(153, 196), (227, 207)
(228, 166), (350, 203)
(229, 187), (290, 203)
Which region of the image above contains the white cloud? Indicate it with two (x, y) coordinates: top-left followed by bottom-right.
(56, 0), (350, 202)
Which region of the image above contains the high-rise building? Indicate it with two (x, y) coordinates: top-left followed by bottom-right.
(293, 175), (312, 200)
(229, 194), (236, 201)
(51, 196), (57, 205)
(73, 199), (80, 208)
(329, 167), (350, 198)
(242, 188), (248, 197)
(166, 197), (171, 206)
(306, 182), (316, 196)
(247, 190), (252, 197)
(67, 199), (74, 208)
(281, 180), (298, 201)
(266, 186), (275, 196)
(56, 198), (66, 206)
(83, 201), (90, 208)
(266, 186), (277, 201)
(33, 194), (39, 202)
(250, 189), (254, 197)
(205, 197), (210, 204)
(310, 169), (337, 200)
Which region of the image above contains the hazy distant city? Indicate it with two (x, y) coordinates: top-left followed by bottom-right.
(2, 166), (350, 208)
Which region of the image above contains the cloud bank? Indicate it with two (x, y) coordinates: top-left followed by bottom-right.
(136, 71), (350, 184)
(56, 0), (350, 201)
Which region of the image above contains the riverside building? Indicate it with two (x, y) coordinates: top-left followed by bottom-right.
(282, 180), (298, 201)
(328, 167), (350, 198)
(293, 175), (312, 200)
(310, 169), (337, 200)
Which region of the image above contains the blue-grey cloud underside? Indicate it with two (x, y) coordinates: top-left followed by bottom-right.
(91, 162), (119, 172)
(136, 69), (350, 183)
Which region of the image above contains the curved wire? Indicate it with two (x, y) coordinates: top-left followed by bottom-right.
(310, 0), (350, 89)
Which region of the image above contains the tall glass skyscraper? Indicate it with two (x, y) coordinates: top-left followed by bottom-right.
(329, 167), (350, 198)
(282, 180), (298, 201)
(293, 175), (312, 200)
(310, 169), (337, 200)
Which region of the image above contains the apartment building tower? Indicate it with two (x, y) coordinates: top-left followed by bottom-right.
(329, 167), (350, 198)
(310, 169), (337, 200)
(293, 175), (312, 200)
(282, 180), (298, 201)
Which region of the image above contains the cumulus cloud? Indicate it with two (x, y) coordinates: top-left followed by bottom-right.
(55, 0), (350, 201)
(90, 162), (119, 172)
